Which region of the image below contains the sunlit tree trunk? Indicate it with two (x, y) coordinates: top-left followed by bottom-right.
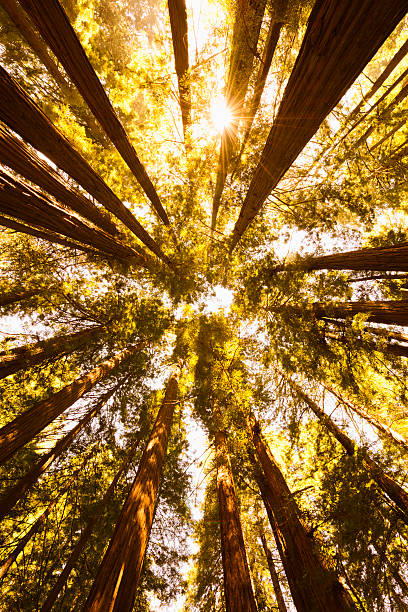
(83, 374), (178, 612)
(230, 0), (408, 251)
(215, 430), (257, 611)
(167, 0), (190, 135)
(249, 415), (355, 611)
(0, 287), (41, 308)
(0, 344), (143, 467)
(326, 330), (408, 359)
(259, 531), (288, 612)
(19, 0), (169, 226)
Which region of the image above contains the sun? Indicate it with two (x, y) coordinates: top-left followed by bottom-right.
(210, 96), (233, 133)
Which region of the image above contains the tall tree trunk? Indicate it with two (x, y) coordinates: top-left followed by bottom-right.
(259, 531), (288, 612)
(347, 274), (408, 283)
(0, 343), (144, 467)
(83, 374), (178, 612)
(230, 0), (408, 251)
(0, 67), (172, 266)
(249, 415), (355, 611)
(18, 0), (169, 226)
(167, 0), (190, 136)
(369, 119), (406, 152)
(326, 330), (408, 360)
(215, 430), (257, 612)
(0, 287), (41, 308)
(0, 381), (121, 521)
(40, 432), (142, 612)
(0, 325), (103, 380)
(292, 381), (408, 525)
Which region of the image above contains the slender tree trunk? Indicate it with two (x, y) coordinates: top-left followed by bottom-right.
(167, 0), (190, 135)
(0, 325), (103, 380)
(369, 119), (406, 151)
(259, 532), (288, 612)
(40, 432), (142, 612)
(215, 430), (257, 612)
(230, 0), (408, 251)
(326, 330), (408, 360)
(249, 415), (355, 611)
(19, 0), (169, 226)
(0, 382), (121, 521)
(0, 287), (41, 307)
(0, 344), (144, 467)
(292, 381), (408, 525)
(347, 274), (408, 283)
(322, 318), (408, 344)
(0, 67), (172, 266)
(83, 374), (178, 612)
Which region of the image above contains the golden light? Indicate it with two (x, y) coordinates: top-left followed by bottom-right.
(210, 96), (233, 133)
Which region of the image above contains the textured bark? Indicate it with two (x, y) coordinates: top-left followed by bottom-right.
(84, 375), (178, 612)
(0, 382), (120, 522)
(0, 287), (40, 307)
(40, 433), (142, 612)
(259, 532), (288, 612)
(167, 0), (190, 135)
(249, 416), (355, 611)
(0, 67), (172, 265)
(0, 325), (102, 380)
(215, 430), (257, 612)
(293, 382), (408, 525)
(230, 0), (408, 250)
(0, 344), (143, 467)
(211, 0), (267, 229)
(19, 0), (169, 226)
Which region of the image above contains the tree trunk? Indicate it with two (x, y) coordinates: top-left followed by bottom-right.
(0, 325), (103, 380)
(167, 0), (190, 135)
(215, 430), (257, 612)
(292, 381), (408, 525)
(83, 374), (178, 612)
(249, 415), (355, 611)
(18, 0), (169, 226)
(369, 119), (406, 151)
(326, 330), (408, 360)
(0, 343), (143, 467)
(0, 287), (41, 308)
(347, 274), (408, 283)
(259, 532), (288, 612)
(40, 432), (142, 612)
(0, 67), (172, 266)
(230, 0), (408, 251)
(0, 381), (121, 521)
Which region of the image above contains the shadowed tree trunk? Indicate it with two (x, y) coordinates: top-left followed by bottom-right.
(167, 0), (190, 135)
(18, 0), (169, 226)
(347, 274), (408, 283)
(249, 415), (355, 611)
(230, 0), (408, 250)
(40, 431), (143, 612)
(326, 330), (408, 360)
(259, 531), (288, 612)
(0, 343), (144, 467)
(215, 429), (258, 611)
(83, 374), (178, 612)
(0, 287), (41, 308)
(0, 325), (103, 380)
(0, 67), (172, 266)
(0, 381), (121, 521)
(369, 119), (406, 151)
(292, 381), (408, 525)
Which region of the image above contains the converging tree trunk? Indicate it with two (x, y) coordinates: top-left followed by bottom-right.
(259, 530), (288, 612)
(167, 0), (190, 135)
(230, 0), (408, 250)
(249, 414), (355, 611)
(0, 287), (42, 308)
(0, 344), (144, 467)
(326, 330), (408, 360)
(18, 0), (169, 226)
(83, 374), (178, 612)
(215, 429), (258, 612)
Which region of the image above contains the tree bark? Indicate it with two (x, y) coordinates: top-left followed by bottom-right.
(18, 0), (169, 226)
(326, 330), (408, 360)
(259, 532), (288, 612)
(215, 430), (257, 612)
(292, 381), (408, 525)
(230, 0), (408, 251)
(83, 374), (178, 612)
(0, 287), (41, 308)
(167, 0), (190, 135)
(0, 344), (143, 467)
(249, 415), (355, 611)
(0, 325), (103, 380)
(0, 67), (172, 265)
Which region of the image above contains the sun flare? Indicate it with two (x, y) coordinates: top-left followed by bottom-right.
(210, 96), (233, 133)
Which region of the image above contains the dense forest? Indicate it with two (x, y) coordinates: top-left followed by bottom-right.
(0, 0), (408, 610)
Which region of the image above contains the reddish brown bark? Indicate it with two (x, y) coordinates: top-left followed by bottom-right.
(19, 0), (169, 226)
(215, 430), (257, 612)
(0, 287), (40, 307)
(167, 0), (190, 135)
(327, 329), (408, 359)
(249, 416), (355, 611)
(230, 0), (408, 250)
(259, 532), (288, 612)
(83, 374), (178, 612)
(0, 344), (143, 467)
(0, 67), (172, 265)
